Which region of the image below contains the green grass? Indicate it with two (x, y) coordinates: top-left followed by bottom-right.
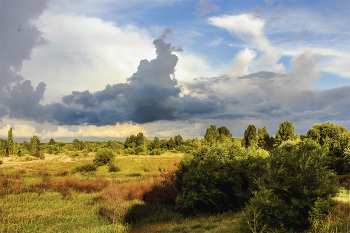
(0, 191), (128, 233)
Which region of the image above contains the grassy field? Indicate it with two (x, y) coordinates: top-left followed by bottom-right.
(1, 152), (350, 233)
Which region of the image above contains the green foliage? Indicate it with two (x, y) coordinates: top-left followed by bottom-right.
(153, 136), (160, 149)
(30, 135), (43, 159)
(108, 162), (120, 172)
(174, 135), (183, 146)
(74, 163), (97, 173)
(239, 140), (339, 232)
(168, 137), (176, 150)
(218, 126), (232, 138)
(73, 138), (84, 150)
(93, 148), (115, 166)
(175, 144), (268, 216)
(306, 122), (350, 175)
(275, 120), (295, 145)
(7, 127), (13, 155)
(243, 125), (257, 148)
(48, 138), (55, 145)
(204, 125), (220, 147)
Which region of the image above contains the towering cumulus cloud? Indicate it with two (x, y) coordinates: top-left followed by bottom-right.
(0, 0), (48, 118)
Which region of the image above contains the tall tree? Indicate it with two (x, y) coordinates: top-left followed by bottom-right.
(153, 136), (160, 149)
(7, 127), (13, 155)
(275, 121), (295, 145)
(136, 132), (146, 147)
(257, 126), (269, 149)
(218, 126), (232, 138)
(174, 135), (183, 146)
(243, 125), (257, 148)
(204, 125), (220, 147)
(30, 135), (42, 158)
(168, 137), (176, 150)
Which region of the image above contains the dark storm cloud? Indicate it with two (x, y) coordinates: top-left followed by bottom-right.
(0, 0), (48, 119)
(39, 38), (225, 125)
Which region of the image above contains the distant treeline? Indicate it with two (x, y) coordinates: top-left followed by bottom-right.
(1, 121), (349, 174)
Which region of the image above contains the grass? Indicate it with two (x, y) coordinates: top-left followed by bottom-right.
(1, 151), (350, 233)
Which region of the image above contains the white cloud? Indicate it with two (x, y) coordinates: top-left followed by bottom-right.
(225, 48), (257, 76)
(208, 14), (269, 50)
(20, 11), (156, 104)
(39, 122), (145, 139)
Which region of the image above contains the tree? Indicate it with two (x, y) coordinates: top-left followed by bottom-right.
(257, 126), (269, 149)
(30, 135), (42, 158)
(7, 127), (13, 155)
(168, 137), (176, 150)
(204, 125), (220, 147)
(48, 138), (55, 145)
(306, 122), (350, 174)
(93, 148), (115, 166)
(239, 141), (339, 232)
(243, 125), (257, 148)
(275, 120), (295, 145)
(174, 135), (183, 146)
(218, 126), (232, 138)
(72, 139), (83, 150)
(153, 136), (160, 149)
(136, 132), (146, 147)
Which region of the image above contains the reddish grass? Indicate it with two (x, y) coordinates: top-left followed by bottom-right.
(0, 173), (25, 196)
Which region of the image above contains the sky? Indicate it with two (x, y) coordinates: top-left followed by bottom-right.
(0, 0), (349, 142)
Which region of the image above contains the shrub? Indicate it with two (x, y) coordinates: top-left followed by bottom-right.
(174, 145), (267, 215)
(93, 148), (115, 166)
(239, 140), (339, 232)
(74, 164), (97, 173)
(108, 163), (120, 172)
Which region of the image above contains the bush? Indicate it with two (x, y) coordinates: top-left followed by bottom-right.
(239, 141), (339, 232)
(174, 145), (267, 216)
(93, 148), (115, 166)
(108, 163), (120, 172)
(74, 164), (97, 173)
(150, 149), (162, 155)
(135, 146), (145, 155)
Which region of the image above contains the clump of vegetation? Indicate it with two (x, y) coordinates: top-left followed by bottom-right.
(108, 162), (120, 172)
(239, 140), (339, 232)
(74, 164), (97, 173)
(93, 148), (115, 166)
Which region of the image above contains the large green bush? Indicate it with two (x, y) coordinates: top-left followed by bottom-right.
(239, 140), (339, 232)
(174, 144), (268, 215)
(93, 148), (115, 166)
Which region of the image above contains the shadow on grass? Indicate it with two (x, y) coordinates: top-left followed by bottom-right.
(124, 203), (183, 228)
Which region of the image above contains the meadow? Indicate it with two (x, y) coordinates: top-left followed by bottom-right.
(1, 121), (350, 232)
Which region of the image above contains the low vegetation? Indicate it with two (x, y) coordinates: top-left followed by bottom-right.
(0, 121), (349, 232)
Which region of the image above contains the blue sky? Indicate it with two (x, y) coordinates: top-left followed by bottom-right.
(0, 0), (349, 142)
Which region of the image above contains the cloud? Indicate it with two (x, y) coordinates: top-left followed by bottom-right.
(14, 38), (224, 125)
(208, 14), (269, 50)
(0, 0), (48, 105)
(194, 0), (220, 16)
(20, 12), (156, 104)
(225, 48), (257, 76)
(38, 122), (145, 140)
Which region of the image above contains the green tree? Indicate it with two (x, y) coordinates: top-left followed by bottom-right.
(257, 126), (269, 149)
(275, 120), (295, 145)
(168, 137), (176, 150)
(243, 125), (257, 148)
(30, 135), (43, 158)
(153, 136), (160, 149)
(7, 127), (13, 155)
(218, 126), (232, 138)
(136, 132), (146, 147)
(306, 122), (350, 174)
(174, 135), (183, 146)
(204, 125), (220, 147)
(72, 139), (83, 150)
(48, 138), (55, 145)
(93, 148), (115, 166)
(239, 141), (339, 232)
